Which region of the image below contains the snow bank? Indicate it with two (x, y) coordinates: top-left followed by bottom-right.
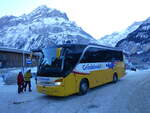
(0, 77), (4, 86)
(0, 67), (37, 85)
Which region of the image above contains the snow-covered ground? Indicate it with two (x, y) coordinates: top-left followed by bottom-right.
(0, 69), (150, 113)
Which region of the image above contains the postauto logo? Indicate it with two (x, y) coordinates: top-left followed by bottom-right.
(82, 63), (101, 71)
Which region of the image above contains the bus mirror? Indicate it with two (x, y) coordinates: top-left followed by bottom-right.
(30, 52), (33, 59)
(56, 48), (62, 58)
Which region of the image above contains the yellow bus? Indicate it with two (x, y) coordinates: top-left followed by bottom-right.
(36, 44), (125, 96)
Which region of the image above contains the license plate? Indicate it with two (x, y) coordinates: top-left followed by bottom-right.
(42, 89), (46, 93)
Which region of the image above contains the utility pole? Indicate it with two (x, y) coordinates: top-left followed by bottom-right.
(22, 50), (25, 74)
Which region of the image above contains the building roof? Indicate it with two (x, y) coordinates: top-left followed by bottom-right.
(0, 47), (30, 54)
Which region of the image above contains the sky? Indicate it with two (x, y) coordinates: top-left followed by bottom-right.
(0, 0), (150, 39)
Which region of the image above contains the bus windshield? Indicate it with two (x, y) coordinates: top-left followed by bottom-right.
(37, 45), (86, 77)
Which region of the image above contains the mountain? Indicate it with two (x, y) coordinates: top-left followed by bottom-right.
(116, 17), (150, 69)
(0, 5), (97, 50)
(98, 22), (142, 47)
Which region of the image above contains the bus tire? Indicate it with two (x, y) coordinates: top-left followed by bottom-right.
(113, 73), (118, 83)
(78, 79), (89, 95)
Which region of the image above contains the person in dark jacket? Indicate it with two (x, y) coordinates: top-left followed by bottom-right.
(17, 72), (24, 94)
(24, 69), (32, 92)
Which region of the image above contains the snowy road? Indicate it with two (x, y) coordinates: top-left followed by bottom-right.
(0, 70), (150, 113)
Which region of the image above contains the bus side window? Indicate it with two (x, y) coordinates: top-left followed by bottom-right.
(80, 50), (90, 63)
(81, 47), (101, 63)
(111, 58), (116, 62)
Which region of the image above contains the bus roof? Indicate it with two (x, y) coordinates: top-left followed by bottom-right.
(57, 43), (122, 52)
(32, 43), (122, 52)
(87, 43), (122, 51)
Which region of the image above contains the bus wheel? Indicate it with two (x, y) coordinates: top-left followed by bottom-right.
(79, 79), (89, 95)
(113, 73), (118, 83)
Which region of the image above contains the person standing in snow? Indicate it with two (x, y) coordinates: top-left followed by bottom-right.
(24, 69), (32, 92)
(17, 72), (24, 94)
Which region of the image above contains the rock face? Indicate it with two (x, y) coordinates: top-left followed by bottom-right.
(0, 5), (97, 50)
(98, 18), (150, 69)
(98, 22), (142, 47)
(116, 18), (150, 69)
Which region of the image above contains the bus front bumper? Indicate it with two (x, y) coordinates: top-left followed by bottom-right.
(37, 85), (66, 97)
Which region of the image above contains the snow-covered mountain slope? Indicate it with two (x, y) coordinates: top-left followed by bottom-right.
(116, 17), (150, 69)
(116, 17), (150, 55)
(0, 5), (97, 50)
(98, 22), (142, 47)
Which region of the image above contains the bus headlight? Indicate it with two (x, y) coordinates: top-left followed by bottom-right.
(54, 78), (63, 86)
(54, 82), (62, 86)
